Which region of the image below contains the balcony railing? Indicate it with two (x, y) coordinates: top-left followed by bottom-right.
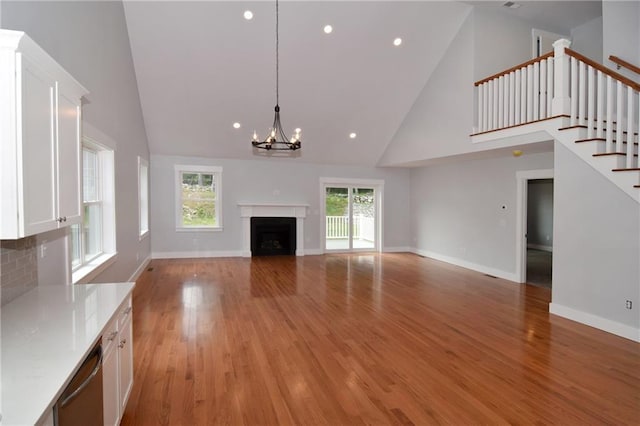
(326, 215), (374, 242)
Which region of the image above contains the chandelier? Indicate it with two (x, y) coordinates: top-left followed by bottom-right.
(251, 0), (301, 151)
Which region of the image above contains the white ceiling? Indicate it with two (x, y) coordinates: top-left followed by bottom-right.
(123, 1), (602, 166)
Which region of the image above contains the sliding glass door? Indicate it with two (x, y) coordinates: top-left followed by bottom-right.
(324, 185), (377, 252)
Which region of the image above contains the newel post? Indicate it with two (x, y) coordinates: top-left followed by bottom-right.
(552, 38), (572, 116)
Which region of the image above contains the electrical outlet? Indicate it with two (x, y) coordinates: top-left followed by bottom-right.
(40, 240), (48, 259)
(625, 300), (632, 309)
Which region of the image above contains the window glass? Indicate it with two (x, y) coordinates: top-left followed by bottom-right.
(175, 166), (222, 229)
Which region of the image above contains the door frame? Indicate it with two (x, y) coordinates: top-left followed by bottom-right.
(515, 169), (554, 283)
(319, 177), (384, 254)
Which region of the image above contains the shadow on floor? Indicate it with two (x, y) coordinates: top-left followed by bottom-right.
(526, 248), (552, 288)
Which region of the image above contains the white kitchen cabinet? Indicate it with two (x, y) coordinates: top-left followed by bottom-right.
(0, 30), (87, 239)
(102, 316), (120, 426)
(102, 296), (133, 425)
(118, 304), (134, 415)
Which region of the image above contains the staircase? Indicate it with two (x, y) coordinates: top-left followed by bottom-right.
(471, 39), (640, 203)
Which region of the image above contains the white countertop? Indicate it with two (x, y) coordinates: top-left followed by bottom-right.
(0, 283), (135, 426)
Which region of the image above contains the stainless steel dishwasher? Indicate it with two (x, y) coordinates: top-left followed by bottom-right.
(54, 338), (104, 426)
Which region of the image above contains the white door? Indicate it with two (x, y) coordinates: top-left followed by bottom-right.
(323, 184), (379, 252)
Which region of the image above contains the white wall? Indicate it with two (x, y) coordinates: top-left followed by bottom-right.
(379, 7), (537, 167)
(410, 151), (554, 281)
(602, 1), (640, 80)
(151, 155), (412, 257)
(552, 143), (639, 338)
(2, 1), (151, 283)
(571, 16), (603, 63)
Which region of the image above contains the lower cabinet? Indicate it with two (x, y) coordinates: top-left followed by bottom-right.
(102, 296), (133, 425)
(118, 310), (133, 415)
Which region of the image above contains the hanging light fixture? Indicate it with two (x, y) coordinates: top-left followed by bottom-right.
(251, 0), (301, 152)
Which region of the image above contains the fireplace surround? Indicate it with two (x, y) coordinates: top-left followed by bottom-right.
(239, 203), (308, 257)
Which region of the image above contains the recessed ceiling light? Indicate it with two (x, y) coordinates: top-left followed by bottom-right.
(349, 132), (357, 139)
(244, 10), (253, 20)
(233, 122), (241, 129)
(393, 38), (402, 47)
(324, 25), (333, 34)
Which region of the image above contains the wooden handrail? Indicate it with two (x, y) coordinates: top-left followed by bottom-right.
(474, 51), (554, 86)
(609, 55), (640, 76)
(565, 48), (640, 92)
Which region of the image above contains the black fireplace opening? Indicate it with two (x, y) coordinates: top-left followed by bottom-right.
(251, 217), (296, 256)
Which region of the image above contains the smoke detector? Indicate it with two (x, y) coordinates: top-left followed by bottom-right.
(503, 1), (522, 9)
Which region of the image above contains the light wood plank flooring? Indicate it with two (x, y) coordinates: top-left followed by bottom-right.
(122, 254), (639, 425)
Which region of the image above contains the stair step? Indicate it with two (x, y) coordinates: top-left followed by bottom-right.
(612, 168), (640, 172)
(560, 124), (639, 136)
(593, 152), (638, 169)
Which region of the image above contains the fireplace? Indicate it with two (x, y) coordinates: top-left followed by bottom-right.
(239, 203), (308, 257)
(251, 217), (296, 256)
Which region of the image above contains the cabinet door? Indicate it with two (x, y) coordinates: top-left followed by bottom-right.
(102, 341), (120, 426)
(56, 87), (82, 226)
(20, 58), (58, 235)
(118, 315), (133, 416)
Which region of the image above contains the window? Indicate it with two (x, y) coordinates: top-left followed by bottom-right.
(175, 165), (222, 230)
(71, 138), (116, 283)
(138, 157), (149, 238)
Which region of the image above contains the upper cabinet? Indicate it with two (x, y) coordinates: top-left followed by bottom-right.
(0, 30), (88, 239)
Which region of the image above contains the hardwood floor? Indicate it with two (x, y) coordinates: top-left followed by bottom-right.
(121, 254), (639, 425)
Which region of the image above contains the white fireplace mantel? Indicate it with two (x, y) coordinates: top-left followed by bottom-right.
(238, 203), (308, 257)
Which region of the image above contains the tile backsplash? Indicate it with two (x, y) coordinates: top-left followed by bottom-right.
(1, 237), (38, 306)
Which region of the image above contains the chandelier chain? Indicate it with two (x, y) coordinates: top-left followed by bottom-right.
(251, 0), (300, 152)
(275, 0), (279, 106)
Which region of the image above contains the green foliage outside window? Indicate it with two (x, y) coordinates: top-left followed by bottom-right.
(182, 172), (217, 226)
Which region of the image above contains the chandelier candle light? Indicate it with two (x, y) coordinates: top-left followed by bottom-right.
(251, 0), (301, 151)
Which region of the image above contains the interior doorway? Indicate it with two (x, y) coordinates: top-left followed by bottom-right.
(525, 179), (553, 288)
(515, 169), (554, 285)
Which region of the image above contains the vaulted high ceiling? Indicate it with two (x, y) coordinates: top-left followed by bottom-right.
(123, 1), (602, 166)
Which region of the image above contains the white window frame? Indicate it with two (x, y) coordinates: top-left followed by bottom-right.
(138, 156), (150, 239)
(174, 165), (223, 231)
(71, 135), (117, 284)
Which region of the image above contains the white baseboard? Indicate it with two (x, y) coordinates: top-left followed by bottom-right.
(411, 248), (518, 282)
(383, 246), (412, 253)
(128, 256), (151, 282)
(527, 243), (553, 252)
(152, 250), (244, 259)
(304, 248), (324, 256)
(549, 303), (640, 342)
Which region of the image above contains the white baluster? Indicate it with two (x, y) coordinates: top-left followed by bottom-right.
(515, 69), (521, 125)
(504, 73), (511, 127)
(498, 75), (504, 129)
(478, 84), (484, 132)
(570, 57), (578, 126)
(540, 59), (547, 119)
(587, 65), (595, 138)
(493, 78), (499, 130)
(533, 61), (540, 121)
(483, 83), (489, 132)
(579, 61), (587, 126)
(521, 66), (528, 124)
(596, 70), (604, 139)
(509, 71), (515, 126)
(606, 76), (614, 153)
(488, 80), (494, 131)
(527, 64), (534, 122)
(627, 86), (635, 168)
(616, 81), (624, 153)
(547, 57), (554, 116)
